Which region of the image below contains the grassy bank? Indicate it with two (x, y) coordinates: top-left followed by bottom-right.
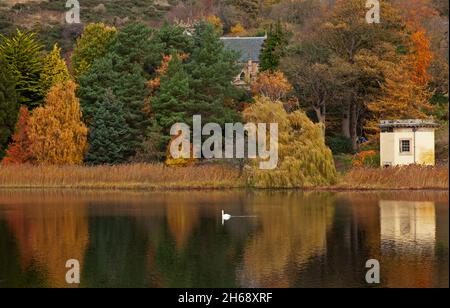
(0, 163), (448, 191)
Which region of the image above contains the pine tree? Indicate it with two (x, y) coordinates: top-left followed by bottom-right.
(78, 53), (149, 157)
(152, 56), (193, 135)
(0, 29), (44, 108)
(71, 23), (117, 79)
(260, 21), (289, 72)
(183, 22), (241, 125)
(85, 90), (131, 165)
(28, 81), (88, 165)
(153, 23), (194, 57)
(2, 106), (33, 165)
(40, 44), (70, 96)
(0, 57), (19, 158)
(78, 24), (155, 159)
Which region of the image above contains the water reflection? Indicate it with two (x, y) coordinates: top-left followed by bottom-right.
(0, 190), (447, 288)
(380, 201), (436, 253)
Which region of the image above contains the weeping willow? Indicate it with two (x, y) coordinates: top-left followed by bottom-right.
(243, 97), (337, 188)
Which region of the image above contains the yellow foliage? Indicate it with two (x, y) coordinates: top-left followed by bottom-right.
(28, 81), (88, 165)
(366, 55), (433, 137)
(71, 23), (117, 79)
(243, 97), (337, 188)
(165, 136), (196, 167)
(230, 23), (246, 36)
(252, 70), (293, 101)
(40, 44), (70, 95)
(206, 15), (224, 35)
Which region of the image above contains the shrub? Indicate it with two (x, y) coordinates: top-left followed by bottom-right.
(352, 151), (379, 168)
(326, 135), (354, 154)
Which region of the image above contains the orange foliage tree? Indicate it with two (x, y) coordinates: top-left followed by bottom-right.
(366, 58), (433, 137)
(411, 30), (433, 86)
(28, 81), (88, 165)
(252, 70), (293, 101)
(2, 106), (34, 165)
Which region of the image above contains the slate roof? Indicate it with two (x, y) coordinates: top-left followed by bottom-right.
(220, 36), (266, 63)
(379, 119), (439, 129)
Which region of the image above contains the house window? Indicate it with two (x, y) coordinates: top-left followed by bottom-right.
(399, 139), (412, 154)
(239, 71), (246, 81)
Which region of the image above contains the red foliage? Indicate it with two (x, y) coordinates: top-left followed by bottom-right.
(2, 107), (34, 165)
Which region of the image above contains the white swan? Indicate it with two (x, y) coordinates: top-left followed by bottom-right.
(222, 210), (231, 225)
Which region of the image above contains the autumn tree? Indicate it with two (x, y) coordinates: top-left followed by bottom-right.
(243, 97), (337, 188)
(28, 81), (88, 165)
(0, 57), (19, 158)
(410, 30), (433, 86)
(71, 23), (117, 79)
(0, 30), (44, 107)
(2, 106), (33, 165)
(308, 0), (409, 149)
(366, 57), (433, 136)
(252, 70), (293, 101)
(226, 0), (260, 27)
(281, 57), (335, 134)
(40, 44), (70, 96)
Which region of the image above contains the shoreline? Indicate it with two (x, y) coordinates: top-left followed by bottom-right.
(0, 185), (448, 193)
(0, 163), (448, 192)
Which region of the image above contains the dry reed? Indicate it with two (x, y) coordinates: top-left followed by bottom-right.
(337, 164), (449, 190)
(0, 163), (447, 191)
(0, 163), (245, 190)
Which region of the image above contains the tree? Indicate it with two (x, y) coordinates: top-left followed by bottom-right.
(366, 58), (433, 136)
(227, 0), (260, 27)
(78, 24), (156, 159)
(252, 70), (293, 101)
(312, 0), (409, 149)
(410, 30), (433, 86)
(206, 15), (224, 35)
(0, 29), (44, 108)
(40, 44), (70, 96)
(243, 97), (337, 188)
(28, 81), (88, 165)
(153, 23), (194, 58)
(260, 21), (289, 72)
(184, 22), (241, 125)
(2, 106), (33, 165)
(281, 58), (334, 134)
(151, 56), (193, 136)
(71, 23), (117, 79)
(85, 90), (130, 165)
(0, 57), (19, 158)
(149, 22), (241, 155)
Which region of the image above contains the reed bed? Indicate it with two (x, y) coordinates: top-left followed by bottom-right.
(337, 164), (449, 190)
(0, 164), (245, 190)
(0, 163), (447, 191)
